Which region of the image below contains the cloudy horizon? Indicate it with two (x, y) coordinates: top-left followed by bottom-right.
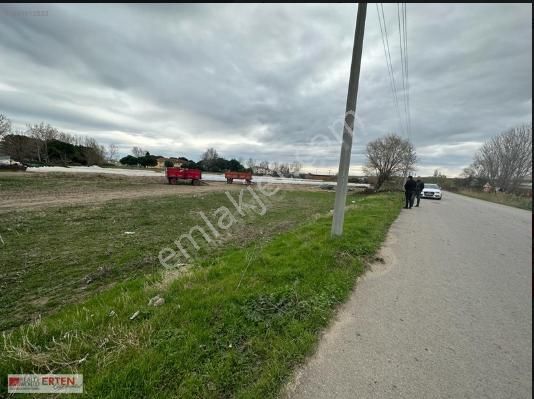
(0, 3), (531, 176)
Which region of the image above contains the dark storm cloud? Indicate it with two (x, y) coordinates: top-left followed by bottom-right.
(0, 3), (531, 175)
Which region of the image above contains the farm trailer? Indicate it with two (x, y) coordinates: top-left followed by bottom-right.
(224, 171), (253, 184)
(166, 167), (202, 185)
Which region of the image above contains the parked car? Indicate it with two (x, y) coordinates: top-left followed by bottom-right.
(421, 183), (442, 200)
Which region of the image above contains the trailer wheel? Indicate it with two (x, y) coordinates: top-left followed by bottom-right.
(168, 177), (176, 185)
(192, 179), (201, 186)
(227, 178), (233, 184)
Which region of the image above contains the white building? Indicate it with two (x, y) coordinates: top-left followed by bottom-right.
(252, 166), (272, 175)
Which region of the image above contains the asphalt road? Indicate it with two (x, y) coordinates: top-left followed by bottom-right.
(285, 192), (532, 399)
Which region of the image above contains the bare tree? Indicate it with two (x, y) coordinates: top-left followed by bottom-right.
(57, 131), (76, 145)
(28, 122), (58, 163)
(200, 147), (220, 170)
(459, 166), (479, 188)
(0, 114), (11, 141)
(432, 169), (447, 186)
(83, 136), (105, 165)
(278, 163), (290, 176)
(246, 157), (255, 169)
(461, 167), (476, 179)
(107, 143), (118, 162)
(132, 146), (145, 158)
(29, 124), (42, 162)
(290, 161), (302, 174)
(201, 147), (219, 161)
(364, 134), (417, 191)
(259, 160), (269, 170)
(471, 124), (532, 192)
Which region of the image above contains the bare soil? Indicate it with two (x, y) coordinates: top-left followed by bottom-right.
(0, 171), (326, 213)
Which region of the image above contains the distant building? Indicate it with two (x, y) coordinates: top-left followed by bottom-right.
(252, 166), (272, 175)
(155, 157), (187, 168)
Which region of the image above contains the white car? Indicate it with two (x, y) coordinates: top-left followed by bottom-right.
(421, 183), (442, 200)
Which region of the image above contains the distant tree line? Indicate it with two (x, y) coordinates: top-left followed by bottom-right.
(119, 151), (158, 168)
(196, 148), (247, 172)
(118, 147), (247, 172)
(177, 147), (248, 173)
(243, 157), (302, 177)
(178, 149), (303, 176)
(0, 114), (113, 166)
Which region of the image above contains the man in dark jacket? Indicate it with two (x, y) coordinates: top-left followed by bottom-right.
(404, 176), (416, 209)
(415, 178), (425, 207)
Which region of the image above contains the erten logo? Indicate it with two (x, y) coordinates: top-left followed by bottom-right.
(7, 374), (83, 394)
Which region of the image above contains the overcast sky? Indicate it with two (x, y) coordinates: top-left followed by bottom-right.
(0, 3), (531, 176)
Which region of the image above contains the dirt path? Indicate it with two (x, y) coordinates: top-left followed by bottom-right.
(0, 172), (328, 213)
(0, 179), (242, 212)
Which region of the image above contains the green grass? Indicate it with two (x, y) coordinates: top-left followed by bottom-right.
(0, 185), (401, 398)
(456, 189), (532, 211)
(0, 188), (335, 331)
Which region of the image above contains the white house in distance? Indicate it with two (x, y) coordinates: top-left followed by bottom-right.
(155, 157), (188, 168)
(251, 166), (273, 175)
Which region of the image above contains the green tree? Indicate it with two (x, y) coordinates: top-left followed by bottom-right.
(139, 152), (158, 168)
(182, 160), (199, 169)
(120, 155), (139, 165)
(228, 158), (244, 171)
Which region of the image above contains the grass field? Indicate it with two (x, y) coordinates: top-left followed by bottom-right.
(1, 185), (332, 330)
(0, 171), (160, 192)
(0, 173), (402, 397)
(456, 189), (532, 211)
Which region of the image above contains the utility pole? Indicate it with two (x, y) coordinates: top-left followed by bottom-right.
(331, 3), (367, 237)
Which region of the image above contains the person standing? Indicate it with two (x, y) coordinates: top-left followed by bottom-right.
(404, 176), (416, 209)
(415, 178), (425, 207)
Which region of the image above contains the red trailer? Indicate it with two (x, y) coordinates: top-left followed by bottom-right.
(166, 167), (202, 185)
(225, 171), (252, 184)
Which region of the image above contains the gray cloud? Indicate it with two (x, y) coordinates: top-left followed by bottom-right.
(0, 3), (531, 176)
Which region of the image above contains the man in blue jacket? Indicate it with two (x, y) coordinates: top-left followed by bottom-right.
(404, 175), (416, 209)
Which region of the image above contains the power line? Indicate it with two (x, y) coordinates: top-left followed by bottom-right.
(397, 3), (406, 115)
(403, 3), (412, 141)
(400, 2), (414, 184)
(397, 3), (408, 141)
(380, 3), (405, 137)
(376, 3), (405, 137)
